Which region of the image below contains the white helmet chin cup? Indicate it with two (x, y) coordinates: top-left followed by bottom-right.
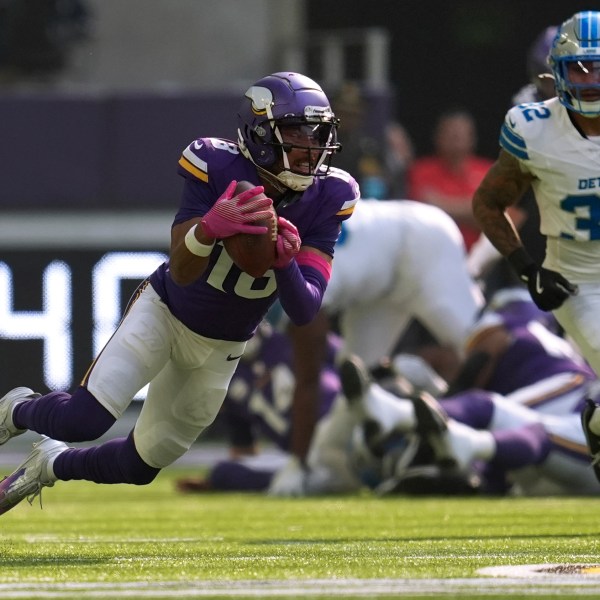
(574, 98), (600, 117)
(276, 171), (314, 192)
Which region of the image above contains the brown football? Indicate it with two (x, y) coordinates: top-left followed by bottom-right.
(222, 180), (277, 278)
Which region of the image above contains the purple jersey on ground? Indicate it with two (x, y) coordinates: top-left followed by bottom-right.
(474, 302), (595, 396)
(222, 323), (342, 451)
(149, 137), (359, 341)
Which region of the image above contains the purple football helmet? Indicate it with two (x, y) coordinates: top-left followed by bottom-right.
(237, 72), (340, 191)
(527, 25), (559, 99)
(527, 26), (558, 81)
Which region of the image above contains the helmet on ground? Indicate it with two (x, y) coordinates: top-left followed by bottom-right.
(549, 11), (600, 116)
(237, 72), (340, 191)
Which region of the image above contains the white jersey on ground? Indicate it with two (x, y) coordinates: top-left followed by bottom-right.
(323, 199), (484, 366)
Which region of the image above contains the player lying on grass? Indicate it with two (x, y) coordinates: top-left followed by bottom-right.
(446, 286), (596, 408)
(345, 288), (600, 496)
(267, 198), (485, 495)
(176, 320), (353, 493)
(176, 316), (446, 495)
(343, 354), (600, 496)
(177, 288), (598, 495)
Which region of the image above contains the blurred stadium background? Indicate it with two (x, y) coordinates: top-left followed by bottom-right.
(0, 0), (595, 396)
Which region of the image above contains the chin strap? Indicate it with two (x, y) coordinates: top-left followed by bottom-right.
(254, 165), (289, 194)
(255, 162), (314, 193)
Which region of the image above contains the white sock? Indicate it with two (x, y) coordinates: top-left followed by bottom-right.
(362, 383), (416, 435)
(446, 421), (496, 470)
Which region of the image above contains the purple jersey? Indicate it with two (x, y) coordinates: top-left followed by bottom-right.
(149, 137), (359, 341)
(222, 323), (342, 451)
(475, 310), (595, 396)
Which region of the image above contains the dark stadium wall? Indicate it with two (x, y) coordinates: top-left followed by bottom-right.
(0, 92), (241, 209)
(306, 0), (597, 158)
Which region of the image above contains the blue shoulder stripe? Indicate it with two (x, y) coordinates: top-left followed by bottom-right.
(500, 123), (529, 160)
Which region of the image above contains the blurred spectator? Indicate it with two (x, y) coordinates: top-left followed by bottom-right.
(407, 109), (492, 251)
(332, 81), (388, 199)
(384, 121), (414, 199)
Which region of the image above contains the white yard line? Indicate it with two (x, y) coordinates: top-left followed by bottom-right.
(1, 575), (600, 598)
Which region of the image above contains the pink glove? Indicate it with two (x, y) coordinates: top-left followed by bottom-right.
(273, 217), (301, 268)
(201, 180), (274, 239)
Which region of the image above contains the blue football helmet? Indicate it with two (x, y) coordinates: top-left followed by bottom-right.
(549, 11), (600, 116)
(237, 72), (340, 191)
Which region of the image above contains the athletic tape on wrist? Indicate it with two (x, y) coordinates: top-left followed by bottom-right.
(184, 224), (215, 257)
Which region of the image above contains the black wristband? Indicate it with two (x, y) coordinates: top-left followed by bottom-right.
(506, 247), (536, 279)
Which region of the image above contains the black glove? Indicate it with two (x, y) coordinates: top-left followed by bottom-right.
(507, 247), (578, 311)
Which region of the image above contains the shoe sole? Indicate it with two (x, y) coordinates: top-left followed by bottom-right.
(0, 466), (28, 515)
(340, 356), (370, 404)
(581, 398), (600, 483)
(411, 392), (448, 436)
(410, 392), (456, 467)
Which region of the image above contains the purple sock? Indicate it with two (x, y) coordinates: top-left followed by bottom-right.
(53, 430), (160, 485)
(13, 386), (116, 442)
(491, 423), (551, 470)
(441, 390), (495, 428)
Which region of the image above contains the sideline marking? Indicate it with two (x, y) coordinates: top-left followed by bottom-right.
(478, 564), (600, 578)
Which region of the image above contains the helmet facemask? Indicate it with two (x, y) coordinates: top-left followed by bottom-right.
(553, 58), (600, 116)
(271, 115), (340, 191)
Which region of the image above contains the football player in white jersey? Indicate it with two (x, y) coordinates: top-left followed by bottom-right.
(473, 10), (600, 373)
(470, 11), (600, 477)
(268, 199), (484, 495)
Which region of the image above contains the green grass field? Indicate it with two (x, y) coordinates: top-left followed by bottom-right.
(1, 465), (599, 599)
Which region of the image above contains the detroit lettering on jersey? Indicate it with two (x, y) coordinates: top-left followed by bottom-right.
(149, 137), (359, 341)
(579, 177), (600, 190)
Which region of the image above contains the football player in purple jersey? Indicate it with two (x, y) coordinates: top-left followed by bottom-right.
(446, 287), (596, 414)
(175, 321), (348, 493)
(0, 72), (359, 515)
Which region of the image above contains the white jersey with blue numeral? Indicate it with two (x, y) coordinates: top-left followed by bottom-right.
(500, 97), (600, 283)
